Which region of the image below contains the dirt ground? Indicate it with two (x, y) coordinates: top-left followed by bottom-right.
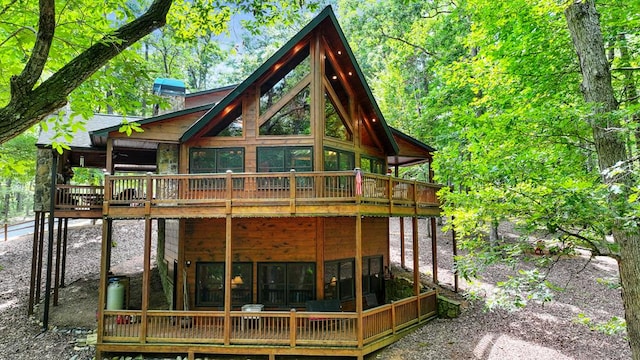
(0, 219), (631, 360)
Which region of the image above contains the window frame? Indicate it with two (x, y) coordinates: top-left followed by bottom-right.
(257, 262), (316, 308)
(188, 147), (245, 190)
(195, 262), (253, 307)
(361, 156), (386, 175)
(324, 258), (355, 301)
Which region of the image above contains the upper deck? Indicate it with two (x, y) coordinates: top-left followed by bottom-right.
(54, 171), (442, 219)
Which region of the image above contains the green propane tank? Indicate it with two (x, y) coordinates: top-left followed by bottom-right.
(106, 279), (125, 310)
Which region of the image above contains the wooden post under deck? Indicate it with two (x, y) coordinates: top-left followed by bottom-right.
(412, 217), (420, 318)
(452, 215), (458, 292)
(412, 217), (420, 294)
(43, 152), (58, 330)
(96, 218), (111, 360)
(431, 217), (438, 284)
(61, 218), (68, 287)
(355, 215), (364, 348)
(35, 211), (45, 302)
(223, 214), (232, 345)
(400, 217), (406, 269)
(28, 211), (41, 315)
(140, 217), (152, 343)
(316, 218), (325, 298)
(54, 217), (63, 306)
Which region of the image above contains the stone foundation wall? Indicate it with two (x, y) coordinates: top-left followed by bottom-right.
(437, 295), (461, 318)
(156, 143), (179, 308)
(33, 149), (54, 212)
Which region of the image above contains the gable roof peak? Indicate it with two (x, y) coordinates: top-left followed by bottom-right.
(180, 5), (398, 154)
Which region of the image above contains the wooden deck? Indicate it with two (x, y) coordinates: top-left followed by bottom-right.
(98, 290), (437, 359)
(55, 171), (441, 219)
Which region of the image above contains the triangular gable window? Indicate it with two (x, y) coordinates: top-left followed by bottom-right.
(218, 115), (243, 137)
(260, 85), (311, 136)
(324, 57), (350, 112)
(202, 104), (242, 137)
(259, 44), (311, 136)
(324, 92), (351, 141)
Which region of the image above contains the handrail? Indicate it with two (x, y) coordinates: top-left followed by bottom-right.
(101, 290), (438, 349)
(102, 171), (442, 208)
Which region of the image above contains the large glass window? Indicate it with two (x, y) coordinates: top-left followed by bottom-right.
(259, 86), (311, 136)
(362, 255), (383, 299)
(189, 148), (244, 189)
(259, 45), (311, 136)
(324, 56), (350, 112)
(361, 156), (385, 174)
(195, 262), (253, 307)
(189, 148), (244, 174)
(324, 92), (352, 141)
(260, 47), (310, 115)
(324, 258), (354, 301)
(324, 148), (354, 171)
(257, 147), (313, 173)
(258, 262), (315, 308)
(257, 147), (313, 190)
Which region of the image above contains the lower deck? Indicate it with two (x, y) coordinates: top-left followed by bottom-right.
(99, 291), (437, 359)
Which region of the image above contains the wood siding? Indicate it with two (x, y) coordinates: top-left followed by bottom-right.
(181, 216), (389, 309)
(110, 112), (205, 142)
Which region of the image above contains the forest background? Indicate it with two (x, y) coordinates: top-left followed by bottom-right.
(0, 0), (639, 357)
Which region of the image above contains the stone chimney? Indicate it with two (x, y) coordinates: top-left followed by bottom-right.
(152, 78), (186, 115)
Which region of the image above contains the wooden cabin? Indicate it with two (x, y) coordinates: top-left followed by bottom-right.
(32, 6), (443, 360)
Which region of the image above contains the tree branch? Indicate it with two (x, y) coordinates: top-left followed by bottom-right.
(612, 67), (640, 71)
(10, 0), (55, 98)
(0, 0), (174, 144)
(0, 0), (19, 18)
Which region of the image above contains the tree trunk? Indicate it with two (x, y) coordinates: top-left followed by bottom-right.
(489, 219), (499, 246)
(565, 2), (640, 359)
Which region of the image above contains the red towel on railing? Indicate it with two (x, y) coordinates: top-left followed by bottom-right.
(355, 169), (362, 196)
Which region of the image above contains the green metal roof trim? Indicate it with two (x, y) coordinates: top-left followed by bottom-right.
(90, 103), (214, 137)
(390, 127), (437, 153)
(180, 6), (399, 154)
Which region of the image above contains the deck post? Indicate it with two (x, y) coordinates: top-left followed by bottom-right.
(97, 218), (110, 348)
(400, 217), (405, 269)
(28, 212), (41, 315)
(42, 151), (58, 330)
(289, 169), (296, 214)
(289, 309), (297, 347)
(96, 218), (110, 360)
(355, 215), (364, 348)
(431, 217), (438, 284)
(451, 215), (458, 292)
(53, 217), (63, 306)
(223, 214), (232, 345)
(412, 217), (420, 319)
(316, 218), (325, 298)
(36, 211), (45, 302)
(61, 218), (68, 287)
(140, 216), (152, 343)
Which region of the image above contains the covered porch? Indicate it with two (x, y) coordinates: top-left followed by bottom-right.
(96, 204), (440, 359)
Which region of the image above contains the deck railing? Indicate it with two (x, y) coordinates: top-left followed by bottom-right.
(101, 290), (437, 349)
(55, 185), (104, 210)
(100, 171), (441, 209)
